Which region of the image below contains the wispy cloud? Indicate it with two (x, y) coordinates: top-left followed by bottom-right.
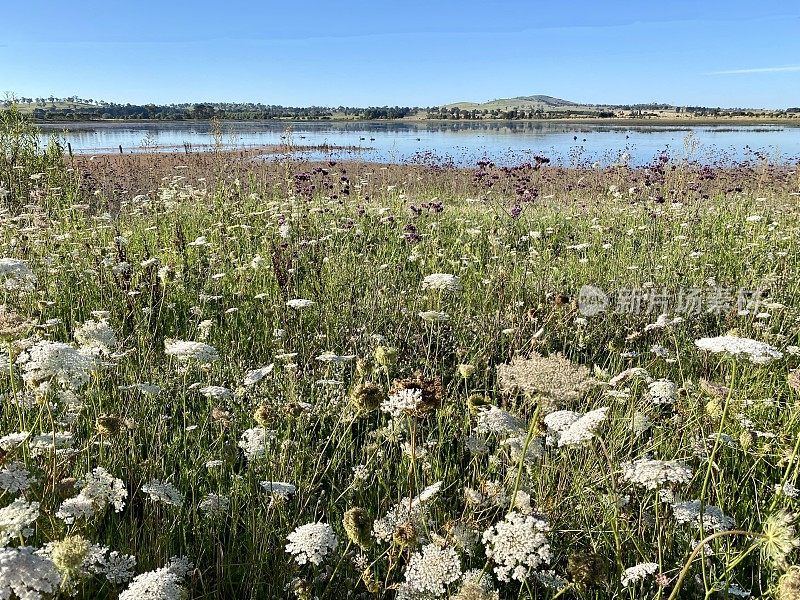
(710, 65), (800, 75)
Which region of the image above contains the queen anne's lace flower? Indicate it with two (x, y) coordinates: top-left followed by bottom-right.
(286, 298), (314, 309)
(671, 500), (735, 531)
(0, 431), (29, 451)
(373, 482), (442, 543)
(164, 339), (219, 364)
(238, 427), (276, 461)
(74, 319), (118, 355)
(647, 379), (677, 404)
(285, 522), (338, 566)
(621, 562), (659, 586)
(92, 549), (137, 584)
(17, 341), (97, 391)
(198, 494), (229, 516)
(260, 481), (296, 499)
(620, 458), (693, 489)
(198, 385), (231, 400)
(694, 336), (782, 364)
(243, 364), (274, 386)
(381, 388), (424, 418)
(482, 512), (551, 582)
(0, 462), (33, 494)
(422, 273), (462, 293)
(56, 467), (127, 524)
(0, 499), (39, 545)
(0, 258), (37, 290)
(118, 556), (192, 600)
(404, 544), (462, 596)
(28, 431), (74, 457)
(419, 311), (450, 322)
(546, 407), (609, 447)
(475, 406), (525, 437)
(0, 546), (61, 600)
(141, 480), (184, 507)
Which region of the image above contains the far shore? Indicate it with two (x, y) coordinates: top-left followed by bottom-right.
(34, 116), (800, 128)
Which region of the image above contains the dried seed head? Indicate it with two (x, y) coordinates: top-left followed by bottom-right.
(789, 370), (800, 394)
(393, 521), (418, 547)
(467, 393), (490, 412)
(253, 403), (272, 427)
(761, 511), (800, 569)
(567, 551), (608, 587)
(95, 414), (122, 437)
(51, 535), (90, 577)
(350, 382), (383, 413)
(458, 364), (477, 379)
(739, 430), (757, 450)
(374, 346), (397, 367)
(778, 566), (800, 600)
(343, 507), (373, 549)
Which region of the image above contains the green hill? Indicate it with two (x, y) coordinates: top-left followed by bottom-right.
(445, 95), (583, 111)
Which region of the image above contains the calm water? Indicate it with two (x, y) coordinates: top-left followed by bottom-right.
(37, 120), (800, 167)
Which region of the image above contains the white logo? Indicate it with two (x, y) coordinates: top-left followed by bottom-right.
(578, 285), (609, 316)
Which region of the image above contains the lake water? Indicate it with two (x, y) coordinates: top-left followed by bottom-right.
(37, 120), (800, 167)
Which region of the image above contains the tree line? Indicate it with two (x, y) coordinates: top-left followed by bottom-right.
(1, 98), (422, 121)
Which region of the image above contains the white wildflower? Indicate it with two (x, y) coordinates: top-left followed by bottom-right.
(482, 511), (551, 582)
(197, 385), (231, 400)
(373, 482), (442, 543)
(28, 431), (74, 457)
(694, 336), (782, 364)
(74, 319), (117, 355)
(141, 480), (184, 507)
(0, 258), (37, 290)
(644, 314), (684, 332)
(621, 458), (693, 490)
(17, 341), (97, 391)
(316, 352), (356, 363)
(164, 339), (219, 364)
(380, 388), (424, 418)
(238, 427), (276, 461)
(56, 467), (127, 524)
(0, 546), (61, 600)
(286, 298), (314, 309)
(243, 364), (274, 386)
(198, 494), (229, 516)
(0, 462), (33, 494)
(671, 499), (735, 531)
(93, 550), (136, 584)
(118, 556), (193, 600)
(260, 481), (296, 499)
(0, 499), (39, 545)
(648, 379), (677, 404)
(775, 482), (800, 498)
(404, 544), (461, 596)
(0, 431), (29, 450)
(552, 407), (609, 447)
(419, 311), (450, 322)
(475, 406), (525, 437)
(422, 273), (462, 293)
(285, 522), (338, 566)
(621, 562), (659, 587)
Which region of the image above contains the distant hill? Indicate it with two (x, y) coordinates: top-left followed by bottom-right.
(445, 95), (582, 111)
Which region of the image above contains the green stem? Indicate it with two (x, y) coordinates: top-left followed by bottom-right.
(667, 530), (762, 600)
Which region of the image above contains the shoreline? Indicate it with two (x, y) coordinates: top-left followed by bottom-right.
(35, 116), (800, 128)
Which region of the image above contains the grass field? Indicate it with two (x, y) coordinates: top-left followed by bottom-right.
(2, 107), (800, 599)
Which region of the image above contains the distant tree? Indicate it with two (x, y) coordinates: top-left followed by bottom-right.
(191, 103), (215, 119)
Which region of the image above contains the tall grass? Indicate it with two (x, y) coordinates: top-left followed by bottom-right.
(1, 112), (799, 599)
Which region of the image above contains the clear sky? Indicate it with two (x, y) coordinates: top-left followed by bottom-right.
(2, 1), (799, 108)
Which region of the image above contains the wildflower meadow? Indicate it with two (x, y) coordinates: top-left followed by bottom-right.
(2, 107), (800, 599)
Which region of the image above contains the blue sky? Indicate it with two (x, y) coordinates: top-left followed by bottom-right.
(2, 1), (799, 108)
